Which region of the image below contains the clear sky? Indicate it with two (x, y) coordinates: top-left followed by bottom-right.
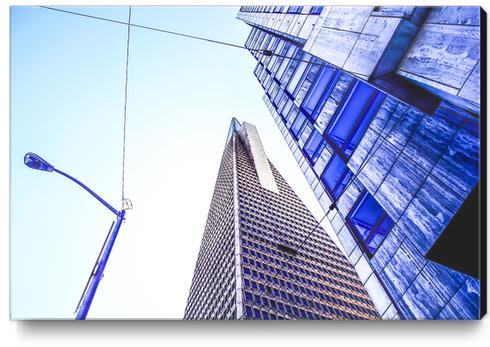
(10, 6), (339, 319)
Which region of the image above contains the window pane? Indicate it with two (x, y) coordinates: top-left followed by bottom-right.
(273, 89), (284, 106)
(321, 154), (348, 196)
(378, 213), (395, 235)
(333, 169), (353, 199)
(268, 41), (284, 69)
(296, 60), (321, 105)
(276, 44), (296, 80)
(291, 112), (307, 137)
(269, 84), (279, 100)
(288, 6), (303, 14)
(304, 129), (324, 162)
(313, 145), (332, 176)
(310, 6), (323, 14)
(245, 306), (253, 318)
(302, 66), (336, 115)
(286, 56), (309, 95)
(282, 50), (303, 84)
(245, 291), (253, 301)
(327, 81), (376, 151)
(270, 42), (288, 71)
(270, 37), (280, 52)
(349, 192), (384, 241)
(277, 94), (289, 113)
(344, 92), (385, 156)
(259, 35), (272, 52)
(365, 215), (394, 253)
(298, 123), (313, 148)
(281, 99), (293, 119)
(286, 105), (299, 128)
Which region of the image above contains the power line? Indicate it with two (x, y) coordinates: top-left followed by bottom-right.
(40, 6), (250, 51)
(39, 6), (324, 66)
(121, 6), (131, 209)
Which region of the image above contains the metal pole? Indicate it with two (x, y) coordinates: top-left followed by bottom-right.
(76, 210), (126, 320)
(51, 167), (124, 319)
(53, 168), (119, 216)
(24, 153), (127, 320)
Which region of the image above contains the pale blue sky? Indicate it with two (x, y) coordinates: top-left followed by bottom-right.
(10, 6), (336, 319)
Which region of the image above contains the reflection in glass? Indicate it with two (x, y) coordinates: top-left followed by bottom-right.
(348, 191), (394, 255)
(303, 66), (337, 116)
(326, 80), (384, 157)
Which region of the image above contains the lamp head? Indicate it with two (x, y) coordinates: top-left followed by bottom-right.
(24, 152), (54, 172)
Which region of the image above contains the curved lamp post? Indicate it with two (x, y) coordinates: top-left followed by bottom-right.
(24, 152), (126, 320)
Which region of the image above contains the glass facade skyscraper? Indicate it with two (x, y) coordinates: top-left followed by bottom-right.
(237, 6), (483, 319)
(184, 119), (380, 320)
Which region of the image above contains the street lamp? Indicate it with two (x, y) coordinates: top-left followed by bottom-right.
(24, 152), (127, 320)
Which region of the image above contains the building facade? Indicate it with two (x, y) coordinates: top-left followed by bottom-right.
(184, 119), (380, 320)
(237, 6), (482, 319)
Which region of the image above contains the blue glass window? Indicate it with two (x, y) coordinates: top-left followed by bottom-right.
(348, 191), (394, 255)
(245, 306), (253, 318)
(269, 84), (280, 100)
(245, 291), (253, 301)
(285, 105), (298, 127)
(277, 94), (289, 113)
(281, 99), (293, 120)
(269, 37), (280, 53)
(321, 154), (353, 199)
(291, 112), (307, 138)
(253, 64), (262, 78)
(303, 129), (325, 164)
(286, 57), (310, 96)
(260, 35), (272, 51)
(281, 50), (303, 84)
(312, 144), (332, 176)
(302, 66), (338, 117)
(273, 89), (284, 107)
(270, 42), (289, 71)
(310, 6), (323, 14)
(295, 59), (322, 106)
(277, 41), (289, 57)
(273, 6), (284, 13)
(298, 123), (313, 148)
(276, 44), (296, 80)
(288, 6), (303, 14)
(326, 80), (385, 157)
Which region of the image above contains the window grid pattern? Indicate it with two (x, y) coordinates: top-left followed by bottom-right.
(184, 139), (237, 320)
(234, 133), (379, 320)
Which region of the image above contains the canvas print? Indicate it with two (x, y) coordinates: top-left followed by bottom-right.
(10, 5), (485, 320)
